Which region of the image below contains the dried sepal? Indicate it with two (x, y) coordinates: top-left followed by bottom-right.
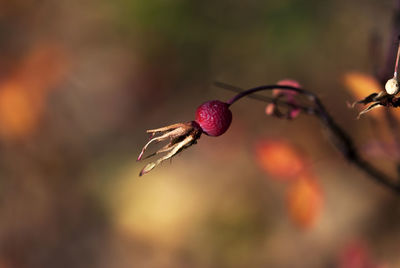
(351, 91), (387, 107)
(357, 103), (383, 119)
(138, 121), (202, 176)
(350, 90), (398, 118)
(137, 123), (192, 161)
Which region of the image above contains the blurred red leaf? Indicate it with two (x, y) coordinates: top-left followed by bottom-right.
(255, 139), (307, 180)
(338, 240), (387, 268)
(286, 176), (323, 229)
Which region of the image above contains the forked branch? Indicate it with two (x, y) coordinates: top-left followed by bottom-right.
(217, 81), (400, 195)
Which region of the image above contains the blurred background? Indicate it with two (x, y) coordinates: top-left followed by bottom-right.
(0, 0), (399, 267)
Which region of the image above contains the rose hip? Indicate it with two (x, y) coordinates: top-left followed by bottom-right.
(195, 100), (232, 136)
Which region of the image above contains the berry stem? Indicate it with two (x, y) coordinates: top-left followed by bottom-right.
(226, 85), (315, 106)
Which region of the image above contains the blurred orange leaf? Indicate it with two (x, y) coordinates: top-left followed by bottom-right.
(343, 72), (382, 101)
(255, 139), (306, 180)
(286, 176), (322, 229)
(343, 72), (388, 119)
(0, 44), (68, 139)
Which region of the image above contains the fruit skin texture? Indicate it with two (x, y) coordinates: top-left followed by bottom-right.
(195, 100), (232, 136)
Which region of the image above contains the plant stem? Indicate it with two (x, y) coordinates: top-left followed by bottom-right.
(226, 85), (315, 106)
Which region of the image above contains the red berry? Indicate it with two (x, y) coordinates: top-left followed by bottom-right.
(195, 100), (232, 136)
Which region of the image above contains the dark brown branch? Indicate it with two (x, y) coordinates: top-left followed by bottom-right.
(220, 83), (400, 195)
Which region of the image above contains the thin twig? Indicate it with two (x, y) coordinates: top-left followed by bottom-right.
(214, 81), (313, 113)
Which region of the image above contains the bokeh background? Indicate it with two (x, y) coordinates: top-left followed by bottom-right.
(0, 0), (399, 267)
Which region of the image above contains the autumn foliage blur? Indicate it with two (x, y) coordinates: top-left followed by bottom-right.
(255, 139), (323, 229)
(255, 139), (306, 179)
(287, 175), (322, 229)
(339, 240), (386, 268)
(343, 72), (383, 101)
(0, 44), (67, 139)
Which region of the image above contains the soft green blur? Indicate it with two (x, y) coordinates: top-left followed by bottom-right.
(0, 0), (398, 267)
